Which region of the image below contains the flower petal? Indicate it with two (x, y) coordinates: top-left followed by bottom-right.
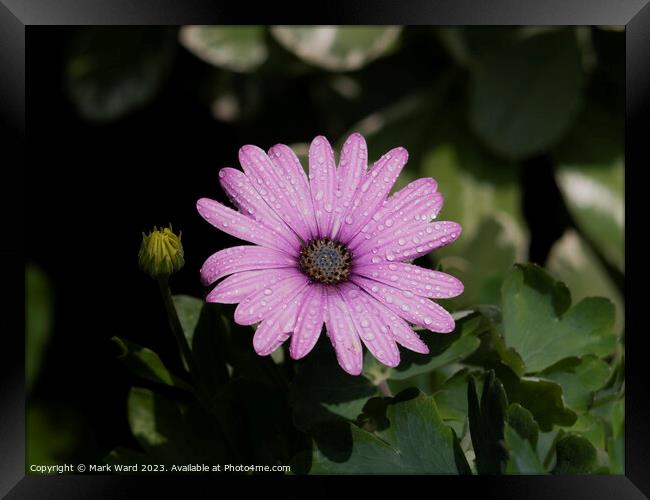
(353, 262), (464, 299)
(200, 246), (296, 286)
(366, 298), (429, 354)
(349, 179), (443, 254)
(251, 316), (287, 357)
(309, 136), (337, 238)
(330, 132), (368, 240)
(324, 286), (364, 375)
(239, 145), (313, 242)
(253, 286), (309, 356)
(207, 268), (296, 304)
(197, 197), (296, 254)
(339, 282), (400, 367)
(289, 284), (325, 360)
(338, 147), (409, 244)
(354, 221), (462, 264)
(234, 270), (309, 325)
(352, 275), (456, 333)
(268, 143), (319, 239)
(218, 167), (301, 250)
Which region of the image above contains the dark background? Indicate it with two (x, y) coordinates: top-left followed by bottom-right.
(26, 26), (623, 465)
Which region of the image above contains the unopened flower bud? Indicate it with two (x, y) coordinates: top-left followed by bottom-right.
(138, 225), (184, 278)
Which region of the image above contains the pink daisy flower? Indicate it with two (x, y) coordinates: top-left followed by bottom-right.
(197, 134), (463, 375)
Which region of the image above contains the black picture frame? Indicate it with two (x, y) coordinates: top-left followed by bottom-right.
(2, 1), (648, 497)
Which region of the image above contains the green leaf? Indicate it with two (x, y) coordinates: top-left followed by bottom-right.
(271, 26), (401, 71)
(190, 304), (230, 392)
(541, 356), (611, 413)
(232, 379), (296, 465)
(173, 296), (229, 392)
(608, 433), (624, 474)
(217, 308), (287, 389)
(181, 400), (229, 464)
(112, 336), (192, 391)
(66, 27), (175, 121)
(433, 368), (476, 429)
(310, 391), (466, 474)
(504, 424), (545, 474)
(546, 230), (624, 335)
(537, 429), (561, 469)
(172, 295), (203, 347)
(584, 395), (624, 473)
(119, 395), (235, 465)
(179, 26), (268, 73)
(502, 264), (616, 373)
(571, 413), (607, 451)
(291, 341), (378, 431)
(507, 403), (539, 448)
(392, 334), (480, 381)
(496, 365), (577, 432)
(466, 320), (527, 377)
(469, 30), (584, 160)
(607, 398), (624, 474)
(552, 88), (624, 272)
(552, 434), (598, 474)
(467, 371), (509, 474)
(368, 312), (483, 382)
(26, 264), (53, 393)
(610, 397), (624, 441)
(127, 387), (187, 461)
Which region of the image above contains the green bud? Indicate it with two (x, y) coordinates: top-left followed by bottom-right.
(138, 225), (185, 278)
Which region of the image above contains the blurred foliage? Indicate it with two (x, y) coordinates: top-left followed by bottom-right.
(468, 29), (584, 160)
(554, 126), (625, 273)
(26, 264), (53, 393)
(26, 265), (99, 468)
(29, 26), (624, 475)
(179, 27), (268, 73)
(270, 26), (403, 71)
(66, 28), (176, 121)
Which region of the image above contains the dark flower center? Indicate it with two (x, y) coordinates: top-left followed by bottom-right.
(299, 238), (352, 285)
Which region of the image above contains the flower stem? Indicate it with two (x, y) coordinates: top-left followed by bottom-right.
(157, 276), (200, 387)
(378, 379), (393, 398)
